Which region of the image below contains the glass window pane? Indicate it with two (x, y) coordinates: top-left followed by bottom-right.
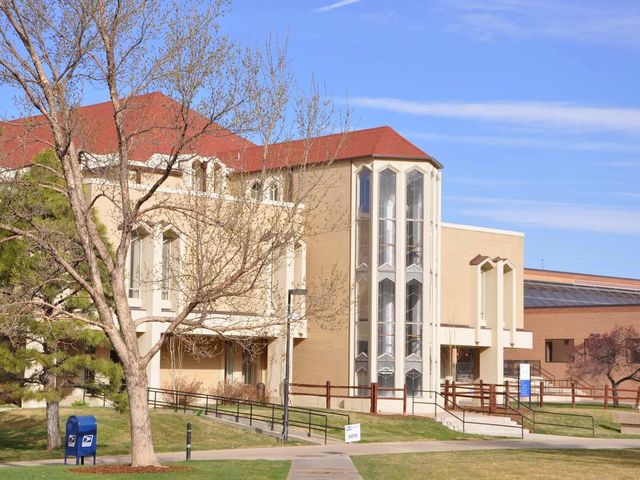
(378, 170), (396, 268)
(377, 279), (395, 358)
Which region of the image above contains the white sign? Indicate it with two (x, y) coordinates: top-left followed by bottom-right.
(81, 435), (94, 447)
(68, 435), (76, 447)
(345, 423), (361, 443)
(519, 363), (531, 381)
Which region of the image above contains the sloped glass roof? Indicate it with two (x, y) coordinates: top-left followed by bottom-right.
(525, 281), (640, 308)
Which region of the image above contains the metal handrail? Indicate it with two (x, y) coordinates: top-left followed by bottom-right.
(147, 387), (351, 445)
(412, 390), (525, 438)
(505, 392), (595, 437)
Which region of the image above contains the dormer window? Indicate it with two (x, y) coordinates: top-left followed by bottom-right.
(249, 180), (262, 200)
(268, 181), (280, 201)
(193, 160), (208, 192)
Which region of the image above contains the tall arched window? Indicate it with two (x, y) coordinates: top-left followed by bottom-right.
(406, 369), (422, 396)
(356, 168), (371, 270)
(378, 169), (396, 267)
(405, 280), (423, 357)
(249, 180), (262, 200)
(377, 278), (395, 357)
(128, 232), (142, 299)
(406, 170), (424, 267)
(161, 232), (178, 302)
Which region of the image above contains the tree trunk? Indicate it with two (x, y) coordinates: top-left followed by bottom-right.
(612, 381), (620, 408)
(46, 400), (61, 450)
(125, 365), (159, 467)
(44, 370), (61, 450)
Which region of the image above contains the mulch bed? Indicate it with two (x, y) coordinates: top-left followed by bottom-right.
(66, 465), (191, 474)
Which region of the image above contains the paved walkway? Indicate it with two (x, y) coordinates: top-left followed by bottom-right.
(5, 435), (640, 479)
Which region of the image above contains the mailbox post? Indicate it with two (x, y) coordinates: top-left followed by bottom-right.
(64, 415), (97, 465)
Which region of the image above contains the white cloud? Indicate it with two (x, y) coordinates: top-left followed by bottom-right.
(448, 196), (640, 235)
(314, 0), (362, 13)
(441, 0), (640, 47)
(350, 97), (640, 135)
(407, 131), (640, 154)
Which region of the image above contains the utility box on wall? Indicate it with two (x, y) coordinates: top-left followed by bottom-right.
(64, 415), (97, 465)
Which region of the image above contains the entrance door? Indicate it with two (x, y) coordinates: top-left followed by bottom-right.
(456, 348), (475, 383)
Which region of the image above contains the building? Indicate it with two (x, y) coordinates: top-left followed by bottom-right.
(1, 93), (532, 410)
(504, 269), (640, 386)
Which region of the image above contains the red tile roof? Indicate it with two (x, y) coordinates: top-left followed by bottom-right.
(0, 92), (255, 169)
(219, 126), (441, 172)
(0, 93), (440, 171)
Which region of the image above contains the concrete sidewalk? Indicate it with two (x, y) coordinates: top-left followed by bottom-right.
(4, 434), (640, 468)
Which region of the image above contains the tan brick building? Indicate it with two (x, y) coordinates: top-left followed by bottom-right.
(2, 93), (533, 410)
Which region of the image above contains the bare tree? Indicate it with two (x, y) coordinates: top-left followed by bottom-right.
(568, 326), (640, 407)
(0, 0), (346, 466)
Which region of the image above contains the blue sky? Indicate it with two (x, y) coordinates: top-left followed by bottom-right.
(224, 0), (640, 278)
(1, 0), (638, 278)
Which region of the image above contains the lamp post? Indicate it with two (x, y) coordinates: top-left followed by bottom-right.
(282, 288), (307, 442)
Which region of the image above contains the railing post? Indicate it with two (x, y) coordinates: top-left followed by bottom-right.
(504, 381), (509, 407)
(635, 386), (640, 410)
(271, 404), (275, 430)
(205, 395), (209, 415)
(236, 399), (240, 421)
(326, 381), (331, 410)
(489, 384), (496, 413)
(444, 379), (450, 408)
(451, 381), (457, 406)
(308, 411), (312, 437)
(403, 384), (407, 415)
(249, 403), (253, 426)
(539, 381), (544, 408)
(604, 384), (609, 409)
(479, 380), (485, 411)
(571, 382), (576, 408)
(154, 390), (157, 411)
(370, 382), (377, 414)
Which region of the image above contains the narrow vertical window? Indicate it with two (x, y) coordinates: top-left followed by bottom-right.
(405, 280), (423, 357)
(356, 280), (370, 357)
(378, 169), (396, 267)
(128, 232), (141, 298)
(406, 170), (424, 267)
(377, 279), (395, 357)
(249, 180), (262, 200)
(356, 169), (371, 270)
(225, 341), (235, 381)
(406, 369), (422, 396)
(268, 182), (280, 201)
(161, 234), (174, 301)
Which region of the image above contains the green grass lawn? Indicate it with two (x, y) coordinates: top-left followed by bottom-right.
(325, 410), (481, 442)
(0, 460), (290, 480)
(352, 449), (640, 480)
(520, 403), (640, 438)
(0, 407), (286, 463)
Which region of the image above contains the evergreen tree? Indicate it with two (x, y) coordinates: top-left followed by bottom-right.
(0, 150), (124, 449)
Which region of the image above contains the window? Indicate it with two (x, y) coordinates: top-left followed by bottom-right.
(356, 169), (371, 270)
(377, 279), (395, 357)
(212, 163), (225, 195)
(377, 368), (395, 396)
(242, 349), (256, 385)
(268, 181), (280, 201)
(161, 233), (176, 301)
(545, 339), (574, 363)
(128, 232), (142, 298)
(406, 369), (422, 396)
(405, 280), (422, 357)
(249, 180), (262, 200)
(193, 160), (207, 192)
(356, 368), (369, 396)
(378, 169), (396, 267)
(627, 339), (640, 364)
(356, 280), (370, 357)
(405, 170), (423, 267)
(225, 341), (235, 381)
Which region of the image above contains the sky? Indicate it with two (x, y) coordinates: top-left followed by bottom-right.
(224, 0), (640, 278)
(1, 0), (639, 278)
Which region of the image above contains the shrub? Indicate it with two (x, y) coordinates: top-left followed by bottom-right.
(161, 376), (204, 408)
(211, 381), (266, 403)
(70, 400), (88, 408)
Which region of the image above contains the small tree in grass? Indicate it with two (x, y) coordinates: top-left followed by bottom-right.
(568, 326), (640, 407)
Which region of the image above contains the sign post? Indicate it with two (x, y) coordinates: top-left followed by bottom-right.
(519, 363), (531, 408)
(344, 424), (361, 443)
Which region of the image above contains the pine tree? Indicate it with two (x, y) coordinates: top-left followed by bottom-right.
(0, 150), (124, 449)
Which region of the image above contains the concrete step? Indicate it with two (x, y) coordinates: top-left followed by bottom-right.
(434, 411), (527, 437)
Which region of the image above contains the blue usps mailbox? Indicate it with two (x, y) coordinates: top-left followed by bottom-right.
(64, 415), (97, 465)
